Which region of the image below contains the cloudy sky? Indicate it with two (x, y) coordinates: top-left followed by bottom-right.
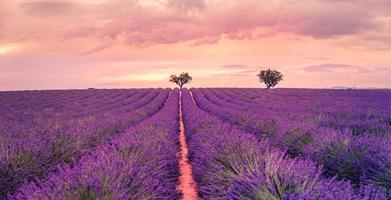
(1, 0), (391, 90)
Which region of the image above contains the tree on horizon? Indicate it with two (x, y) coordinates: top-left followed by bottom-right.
(169, 72), (192, 90)
(257, 69), (283, 89)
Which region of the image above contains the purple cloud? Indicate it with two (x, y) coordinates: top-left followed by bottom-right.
(19, 1), (79, 16)
(167, 0), (205, 10)
(303, 63), (369, 72)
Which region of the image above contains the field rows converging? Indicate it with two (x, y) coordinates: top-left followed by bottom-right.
(1, 88), (390, 199)
(1, 89), (172, 198)
(3, 0), (391, 198)
(10, 89), (181, 199)
(177, 91), (199, 200)
(188, 88), (391, 199)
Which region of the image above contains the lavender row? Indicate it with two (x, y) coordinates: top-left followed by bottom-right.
(8, 89), (181, 200)
(0, 89), (150, 123)
(0, 89), (170, 197)
(199, 88), (391, 183)
(0, 89), (124, 114)
(203, 88), (391, 136)
(193, 88), (391, 161)
(1, 89), (161, 144)
(191, 88), (391, 194)
(181, 89), (387, 199)
(0, 90), (141, 137)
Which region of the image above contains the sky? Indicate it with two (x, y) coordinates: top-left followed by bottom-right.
(0, 0), (391, 90)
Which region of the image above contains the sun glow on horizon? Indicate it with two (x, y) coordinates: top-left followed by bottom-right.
(0, 0), (390, 90)
(0, 44), (20, 55)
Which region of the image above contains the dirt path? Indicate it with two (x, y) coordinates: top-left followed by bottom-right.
(177, 91), (199, 200)
(189, 90), (196, 104)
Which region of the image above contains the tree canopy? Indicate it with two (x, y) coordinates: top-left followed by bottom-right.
(169, 72), (192, 89)
(257, 69), (283, 89)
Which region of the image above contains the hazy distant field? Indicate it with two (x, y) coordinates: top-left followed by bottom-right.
(1, 88), (390, 199)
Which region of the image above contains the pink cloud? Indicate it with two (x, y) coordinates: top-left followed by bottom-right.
(303, 63), (369, 73)
(2, 0), (388, 47)
(19, 1), (79, 16)
(0, 0), (391, 90)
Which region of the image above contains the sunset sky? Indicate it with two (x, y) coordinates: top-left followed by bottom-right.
(1, 0), (391, 90)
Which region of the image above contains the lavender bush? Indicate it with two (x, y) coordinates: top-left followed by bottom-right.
(182, 89), (386, 199)
(0, 89), (170, 197)
(8, 89), (181, 199)
(190, 88), (391, 197)
(1, 87), (390, 199)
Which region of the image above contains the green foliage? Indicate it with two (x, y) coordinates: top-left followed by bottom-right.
(47, 136), (78, 165)
(64, 187), (98, 200)
(284, 128), (313, 157)
(203, 138), (265, 197)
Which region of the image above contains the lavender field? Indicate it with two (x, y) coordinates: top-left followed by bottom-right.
(1, 88), (390, 199)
